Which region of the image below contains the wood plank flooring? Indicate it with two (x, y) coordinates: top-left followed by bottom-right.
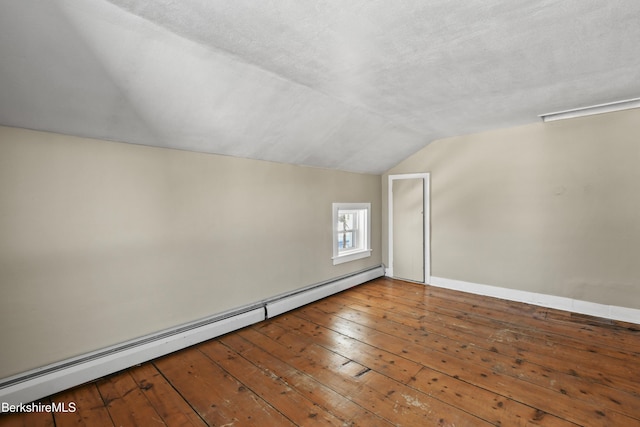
(2, 277), (639, 426)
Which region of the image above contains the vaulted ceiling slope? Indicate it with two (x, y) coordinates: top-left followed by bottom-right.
(1, 1), (639, 173)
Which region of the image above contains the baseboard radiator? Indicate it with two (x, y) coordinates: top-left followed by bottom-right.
(0, 265), (384, 408)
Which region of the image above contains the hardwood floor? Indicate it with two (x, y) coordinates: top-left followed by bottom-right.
(2, 277), (639, 426)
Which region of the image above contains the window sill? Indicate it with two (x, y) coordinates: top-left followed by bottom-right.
(332, 249), (372, 265)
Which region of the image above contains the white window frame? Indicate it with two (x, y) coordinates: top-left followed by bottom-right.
(332, 203), (372, 265)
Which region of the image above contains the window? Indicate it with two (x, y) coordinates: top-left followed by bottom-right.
(332, 203), (371, 265)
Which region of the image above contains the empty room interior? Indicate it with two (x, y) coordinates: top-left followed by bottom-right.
(1, 1), (639, 426)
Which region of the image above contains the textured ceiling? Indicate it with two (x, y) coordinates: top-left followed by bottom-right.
(1, 1), (639, 173)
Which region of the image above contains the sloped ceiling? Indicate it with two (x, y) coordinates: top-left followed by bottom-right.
(1, 1), (639, 174)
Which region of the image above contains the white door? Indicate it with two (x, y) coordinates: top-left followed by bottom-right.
(392, 178), (424, 282)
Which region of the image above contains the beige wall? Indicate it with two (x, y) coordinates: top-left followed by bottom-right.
(383, 109), (640, 310)
(0, 126), (381, 378)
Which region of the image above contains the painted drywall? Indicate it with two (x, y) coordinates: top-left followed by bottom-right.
(0, 126), (381, 379)
(383, 109), (640, 310)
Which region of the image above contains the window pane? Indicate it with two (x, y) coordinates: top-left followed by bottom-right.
(344, 213), (354, 230)
(332, 203), (371, 264)
(338, 212), (354, 231)
(339, 231), (354, 250)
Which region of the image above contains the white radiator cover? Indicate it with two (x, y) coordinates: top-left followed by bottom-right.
(266, 265), (385, 318)
(0, 265), (384, 408)
(0, 308), (265, 409)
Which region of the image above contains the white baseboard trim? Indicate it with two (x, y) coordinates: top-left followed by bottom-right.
(0, 265), (385, 408)
(430, 276), (640, 325)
